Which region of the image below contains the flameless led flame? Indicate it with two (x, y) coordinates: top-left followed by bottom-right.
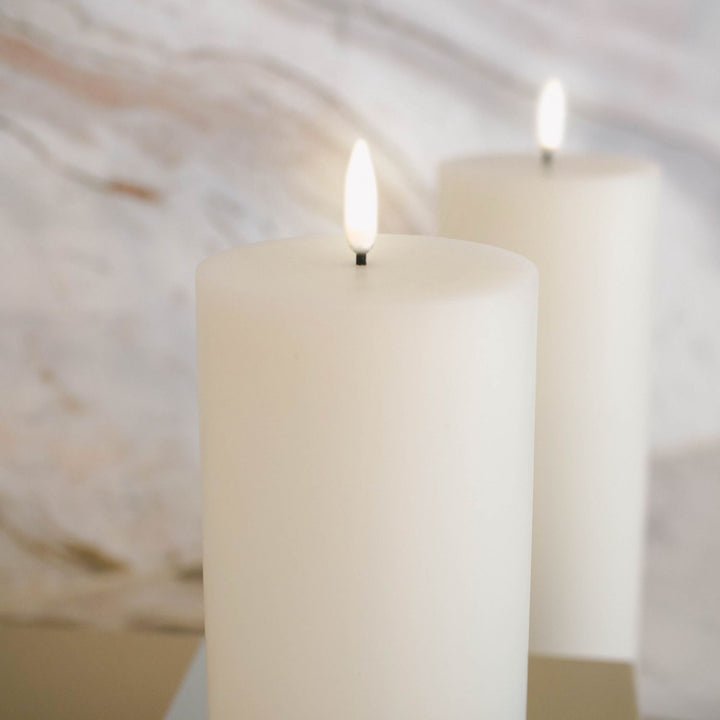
(344, 139), (377, 261)
(536, 78), (566, 154)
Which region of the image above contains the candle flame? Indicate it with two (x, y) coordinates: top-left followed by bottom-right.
(344, 139), (377, 256)
(536, 78), (566, 153)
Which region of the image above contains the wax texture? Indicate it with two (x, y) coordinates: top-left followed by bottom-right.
(438, 156), (660, 661)
(197, 235), (537, 720)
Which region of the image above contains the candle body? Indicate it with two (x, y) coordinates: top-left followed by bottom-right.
(197, 235), (537, 720)
(438, 156), (660, 660)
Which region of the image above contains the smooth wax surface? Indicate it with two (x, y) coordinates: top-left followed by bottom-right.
(197, 235), (538, 720)
(439, 155), (660, 661)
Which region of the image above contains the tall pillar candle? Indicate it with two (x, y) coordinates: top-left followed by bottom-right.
(438, 153), (660, 660)
(197, 234), (537, 719)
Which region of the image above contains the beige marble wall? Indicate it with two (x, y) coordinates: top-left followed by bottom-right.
(0, 1), (719, 717)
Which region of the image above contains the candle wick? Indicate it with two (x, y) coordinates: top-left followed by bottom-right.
(540, 149), (554, 169)
(356, 253), (367, 266)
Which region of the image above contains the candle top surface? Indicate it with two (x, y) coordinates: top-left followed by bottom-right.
(197, 234), (536, 306)
(441, 153), (659, 181)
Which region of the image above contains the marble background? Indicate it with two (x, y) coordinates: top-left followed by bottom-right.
(0, 1), (719, 717)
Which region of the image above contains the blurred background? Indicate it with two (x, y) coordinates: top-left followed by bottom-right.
(0, 1), (718, 718)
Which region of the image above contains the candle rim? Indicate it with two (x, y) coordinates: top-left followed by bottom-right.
(439, 153), (660, 181)
(196, 234), (538, 307)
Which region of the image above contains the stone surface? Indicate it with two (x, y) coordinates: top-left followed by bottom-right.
(642, 444), (720, 720)
(0, 1), (719, 718)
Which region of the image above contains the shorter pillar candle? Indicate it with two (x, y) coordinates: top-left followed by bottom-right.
(438, 151), (660, 661)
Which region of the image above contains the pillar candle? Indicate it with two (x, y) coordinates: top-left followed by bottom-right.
(197, 233), (537, 720)
(438, 152), (660, 660)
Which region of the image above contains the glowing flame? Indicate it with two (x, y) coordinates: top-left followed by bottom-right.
(344, 139), (377, 256)
(536, 78), (566, 153)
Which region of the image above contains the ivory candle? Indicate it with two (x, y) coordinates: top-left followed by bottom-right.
(197, 143), (538, 720)
(437, 83), (660, 661)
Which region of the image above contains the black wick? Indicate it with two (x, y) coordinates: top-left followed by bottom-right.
(541, 149), (554, 169)
(356, 253), (367, 266)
